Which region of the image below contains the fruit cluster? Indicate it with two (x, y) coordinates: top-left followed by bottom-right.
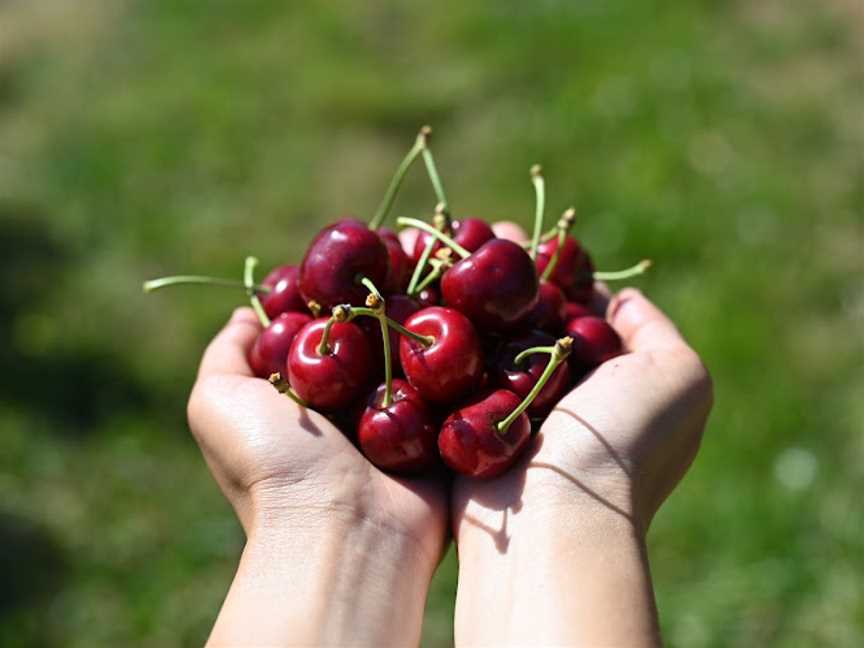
(145, 127), (649, 479)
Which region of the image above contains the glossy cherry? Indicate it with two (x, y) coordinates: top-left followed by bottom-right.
(416, 286), (439, 307)
(565, 316), (622, 369)
(411, 217), (496, 263)
(524, 280), (567, 332)
(535, 235), (595, 303)
(357, 379), (438, 474)
(563, 301), (593, 322)
(441, 239), (539, 332)
(248, 311), (313, 378)
(260, 264), (307, 318)
(438, 389), (532, 478)
(379, 227), (412, 294)
(493, 333), (571, 417)
(287, 317), (372, 410)
(298, 218), (389, 309)
(399, 306), (483, 403)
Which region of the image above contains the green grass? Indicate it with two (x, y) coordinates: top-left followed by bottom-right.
(1, 1), (862, 646)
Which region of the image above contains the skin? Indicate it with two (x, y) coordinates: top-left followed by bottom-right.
(186, 308), (447, 647)
(190, 220), (712, 646)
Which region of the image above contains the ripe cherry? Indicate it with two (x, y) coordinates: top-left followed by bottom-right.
(248, 311), (312, 379)
(438, 389), (531, 479)
(493, 333), (571, 417)
(399, 306), (483, 403)
(535, 234), (595, 304)
(565, 316), (622, 369)
(287, 315), (372, 410)
(378, 227), (412, 294)
(358, 379), (438, 474)
(298, 218), (389, 309)
(260, 264), (307, 318)
(441, 239), (539, 332)
(563, 301), (593, 322)
(524, 280), (566, 332)
(411, 217), (496, 263)
(416, 286), (439, 307)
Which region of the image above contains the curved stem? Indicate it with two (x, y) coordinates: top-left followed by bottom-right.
(316, 314), (338, 356)
(268, 372), (309, 407)
(359, 276), (383, 301)
(244, 257), (271, 327)
(594, 259), (652, 281)
(369, 127), (429, 230)
(142, 275), (271, 293)
(513, 344), (556, 366)
(407, 220), (441, 296)
(414, 260), (444, 293)
(497, 337), (573, 435)
(347, 307), (434, 348)
(397, 217), (470, 259)
(421, 143), (449, 213)
(529, 165), (545, 260)
(376, 301), (393, 407)
(540, 207), (577, 282)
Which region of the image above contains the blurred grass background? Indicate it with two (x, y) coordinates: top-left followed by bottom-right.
(1, 0), (862, 646)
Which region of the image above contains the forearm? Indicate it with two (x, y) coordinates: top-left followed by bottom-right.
(454, 495), (660, 647)
(208, 515), (436, 647)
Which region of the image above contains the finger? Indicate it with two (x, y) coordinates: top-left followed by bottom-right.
(197, 307), (262, 378)
(607, 288), (688, 352)
(492, 221), (528, 245)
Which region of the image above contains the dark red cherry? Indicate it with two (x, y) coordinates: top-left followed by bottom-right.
(379, 227), (412, 294)
(287, 318), (372, 410)
(410, 217), (496, 263)
(563, 301), (593, 322)
(260, 265), (307, 318)
(438, 389), (531, 478)
(535, 236), (595, 303)
(359, 295), (421, 377)
(441, 239), (538, 332)
(399, 306), (483, 403)
(416, 286), (439, 307)
(357, 379), (438, 474)
(565, 316), (622, 369)
(248, 312), (313, 378)
(524, 280), (566, 332)
(493, 333), (571, 417)
(298, 219), (389, 309)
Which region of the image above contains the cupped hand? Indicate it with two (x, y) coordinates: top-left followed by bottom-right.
(186, 307), (448, 564)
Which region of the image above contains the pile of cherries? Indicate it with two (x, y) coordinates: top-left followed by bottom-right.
(146, 127), (649, 479)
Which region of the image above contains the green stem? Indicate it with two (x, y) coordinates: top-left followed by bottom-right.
(268, 372), (309, 407)
(513, 344), (556, 366)
(407, 225), (438, 295)
(368, 127), (429, 230)
(376, 301), (393, 407)
(244, 257), (271, 327)
(497, 337), (573, 434)
(397, 217), (470, 259)
(359, 276), (383, 301)
(540, 207), (577, 282)
(316, 314), (338, 356)
(529, 164), (545, 260)
(415, 262), (444, 293)
(142, 275), (271, 293)
(347, 307), (434, 347)
(421, 133), (449, 213)
(594, 259), (652, 281)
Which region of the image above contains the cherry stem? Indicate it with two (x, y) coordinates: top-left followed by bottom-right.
(316, 312), (339, 356)
(529, 164), (545, 260)
(268, 372), (309, 407)
(540, 207), (576, 282)
(369, 126), (430, 230)
(406, 209), (448, 295)
(345, 306), (434, 348)
(497, 337), (573, 435)
(414, 259), (446, 293)
(397, 217), (470, 259)
(244, 257), (271, 327)
(594, 259), (653, 281)
(513, 344), (556, 366)
(142, 275), (271, 293)
(358, 279), (393, 407)
(422, 146), (449, 214)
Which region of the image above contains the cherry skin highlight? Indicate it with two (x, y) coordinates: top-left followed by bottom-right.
(438, 389), (532, 479)
(399, 306), (483, 404)
(248, 311), (313, 379)
(441, 239), (539, 332)
(493, 333), (571, 417)
(357, 379), (438, 474)
(410, 217), (496, 263)
(287, 318), (373, 410)
(260, 264), (307, 318)
(416, 286), (439, 307)
(298, 218), (389, 309)
(565, 315), (622, 369)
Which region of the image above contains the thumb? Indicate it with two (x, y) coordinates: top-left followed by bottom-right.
(607, 289), (688, 353)
(197, 307), (262, 378)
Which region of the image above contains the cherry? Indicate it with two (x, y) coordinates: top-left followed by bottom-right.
(411, 217), (496, 263)
(535, 234), (595, 302)
(524, 280), (566, 332)
(563, 301), (593, 322)
(358, 379), (438, 474)
(298, 218), (389, 309)
(416, 286), (439, 307)
(399, 306), (483, 403)
(493, 333), (571, 417)
(438, 389), (531, 479)
(565, 316), (622, 369)
(359, 294), (421, 377)
(441, 239), (539, 332)
(260, 264), (307, 318)
(378, 227), (412, 294)
(287, 315), (372, 410)
(248, 311), (313, 379)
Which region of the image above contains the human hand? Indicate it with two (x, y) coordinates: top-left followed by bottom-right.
(187, 307), (448, 647)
